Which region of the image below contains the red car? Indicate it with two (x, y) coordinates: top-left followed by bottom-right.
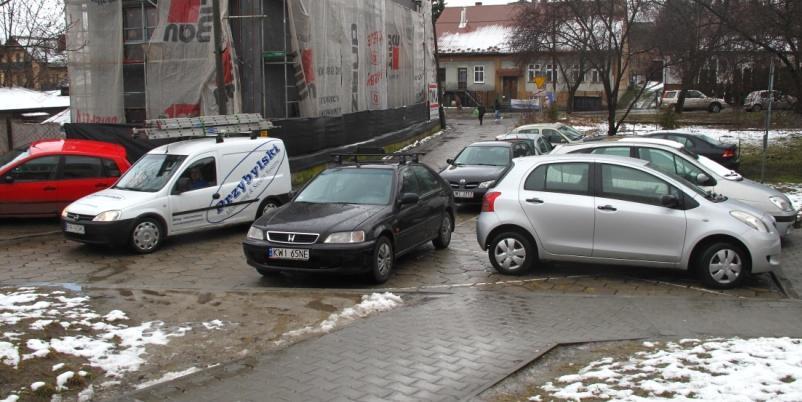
(0, 139), (130, 217)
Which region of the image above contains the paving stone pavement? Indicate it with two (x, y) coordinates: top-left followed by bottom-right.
(123, 288), (802, 402)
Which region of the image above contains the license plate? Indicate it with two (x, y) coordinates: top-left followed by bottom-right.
(65, 223), (85, 234)
(453, 191), (473, 199)
(268, 247), (309, 261)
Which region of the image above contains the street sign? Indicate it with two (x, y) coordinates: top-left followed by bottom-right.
(534, 76), (546, 89)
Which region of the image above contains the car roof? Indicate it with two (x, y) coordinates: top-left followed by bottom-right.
(513, 123), (565, 130)
(515, 153), (650, 167)
(28, 139), (126, 157)
(467, 141), (512, 147)
(619, 137), (684, 149)
(497, 133), (544, 139)
(149, 137), (281, 156)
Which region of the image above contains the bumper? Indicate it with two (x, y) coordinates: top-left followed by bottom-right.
(242, 239), (377, 274)
(747, 233), (782, 274)
(61, 218), (135, 246)
(774, 212), (798, 236)
(476, 212), (500, 251)
(452, 188), (489, 204)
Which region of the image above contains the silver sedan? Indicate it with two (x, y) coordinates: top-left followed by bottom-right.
(476, 154), (781, 289)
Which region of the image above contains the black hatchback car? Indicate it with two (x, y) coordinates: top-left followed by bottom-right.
(439, 141), (524, 204)
(644, 131), (739, 170)
(242, 154), (455, 283)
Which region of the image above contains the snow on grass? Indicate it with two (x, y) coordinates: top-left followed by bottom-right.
(573, 122), (802, 145)
(276, 293), (403, 344)
(536, 337), (802, 401)
(134, 366), (202, 390)
(0, 394), (19, 402)
(774, 183), (802, 212)
(396, 130), (444, 153)
(55, 371), (74, 391)
(0, 341), (19, 367)
(202, 320), (224, 330)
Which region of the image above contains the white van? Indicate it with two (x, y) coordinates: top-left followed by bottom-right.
(61, 136), (292, 253)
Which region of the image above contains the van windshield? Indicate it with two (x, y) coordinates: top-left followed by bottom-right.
(114, 154), (187, 192)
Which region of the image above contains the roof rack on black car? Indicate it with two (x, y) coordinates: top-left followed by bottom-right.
(331, 152), (423, 166)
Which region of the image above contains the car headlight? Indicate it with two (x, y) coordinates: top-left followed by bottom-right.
(730, 210), (769, 233)
(769, 196), (793, 212)
(478, 180), (496, 189)
(246, 226), (264, 240)
(61, 208), (69, 219)
(92, 210), (121, 222)
(324, 231), (365, 243)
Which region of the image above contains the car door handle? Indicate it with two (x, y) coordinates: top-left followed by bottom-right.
(597, 205), (617, 211)
(43, 186), (56, 191)
(526, 197), (544, 204)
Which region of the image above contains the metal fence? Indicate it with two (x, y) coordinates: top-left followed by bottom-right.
(0, 121), (64, 153)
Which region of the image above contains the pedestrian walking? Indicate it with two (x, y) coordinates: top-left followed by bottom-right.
(493, 98), (501, 121)
(477, 104), (486, 125)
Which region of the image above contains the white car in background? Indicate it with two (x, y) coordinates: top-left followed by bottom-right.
(661, 90), (726, 113)
(552, 138), (799, 236)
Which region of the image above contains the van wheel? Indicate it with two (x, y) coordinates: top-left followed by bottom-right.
(368, 236), (394, 284)
(488, 232), (534, 275)
(709, 103), (722, 113)
(130, 218), (163, 254)
(256, 197), (282, 219)
(695, 242), (748, 289)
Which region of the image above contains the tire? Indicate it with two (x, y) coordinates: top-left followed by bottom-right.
(256, 197), (282, 219)
(432, 213), (452, 249)
(695, 242), (749, 289)
(488, 231), (534, 275)
(368, 236), (394, 284)
(129, 217), (163, 254)
(751, 104), (761, 112)
(709, 103), (722, 113)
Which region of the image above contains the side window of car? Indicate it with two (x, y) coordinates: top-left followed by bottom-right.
(176, 157), (217, 192)
(101, 159), (122, 177)
(411, 165), (440, 194)
(543, 129), (563, 143)
(512, 143), (530, 158)
(524, 163), (589, 195)
(687, 91), (702, 98)
(10, 156), (59, 182)
(537, 137), (552, 154)
(638, 148), (677, 176)
(673, 155), (709, 184)
(591, 147), (630, 157)
(600, 164), (676, 206)
(667, 135), (691, 149)
(62, 156), (103, 179)
(400, 168), (421, 195)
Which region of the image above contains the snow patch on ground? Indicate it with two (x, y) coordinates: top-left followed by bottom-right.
(397, 130), (444, 153)
(277, 293), (403, 344)
(135, 366), (202, 390)
(537, 337), (802, 401)
(574, 122), (802, 145)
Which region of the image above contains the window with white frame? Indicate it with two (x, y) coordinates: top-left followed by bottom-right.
(545, 64), (556, 82)
(589, 68), (599, 83)
(527, 64), (541, 82)
(571, 64), (580, 82)
(474, 66), (484, 83)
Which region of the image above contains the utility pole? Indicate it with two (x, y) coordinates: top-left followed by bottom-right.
(760, 58), (774, 183)
(212, 0), (228, 115)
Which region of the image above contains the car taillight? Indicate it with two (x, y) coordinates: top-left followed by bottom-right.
(722, 148), (735, 158)
(482, 191), (502, 212)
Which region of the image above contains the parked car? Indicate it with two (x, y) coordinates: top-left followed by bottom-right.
(0, 139), (130, 217)
(509, 123), (589, 146)
(661, 90), (726, 113)
(553, 138), (799, 236)
(477, 154), (781, 289)
(744, 90), (798, 112)
(439, 141), (523, 204)
(642, 131), (739, 170)
(62, 136), (291, 253)
(495, 132), (554, 155)
(242, 154), (455, 283)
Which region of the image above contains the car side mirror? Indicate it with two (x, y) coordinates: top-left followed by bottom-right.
(3, 175), (12, 184)
(661, 194), (680, 209)
(446, 158), (454, 165)
(399, 193), (419, 205)
(696, 173), (712, 186)
(174, 177), (191, 194)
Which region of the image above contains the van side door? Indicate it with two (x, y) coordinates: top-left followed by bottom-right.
(168, 154), (220, 233)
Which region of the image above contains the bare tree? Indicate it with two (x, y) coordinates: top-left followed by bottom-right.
(512, 0), (655, 135)
(691, 0), (802, 113)
(0, 0), (65, 88)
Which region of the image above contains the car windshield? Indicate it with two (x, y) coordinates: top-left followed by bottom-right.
(114, 154), (186, 192)
(0, 146), (30, 172)
(453, 146), (510, 166)
(558, 125), (585, 141)
(296, 168), (394, 205)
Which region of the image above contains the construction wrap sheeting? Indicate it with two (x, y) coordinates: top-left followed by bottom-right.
(286, 0), (434, 118)
(145, 0), (242, 118)
(65, 0), (124, 124)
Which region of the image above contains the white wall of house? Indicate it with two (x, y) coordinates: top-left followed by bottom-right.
(521, 61), (606, 95)
(440, 60), (496, 92)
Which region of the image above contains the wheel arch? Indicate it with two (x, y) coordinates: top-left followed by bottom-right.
(485, 224), (540, 258)
(688, 234), (752, 273)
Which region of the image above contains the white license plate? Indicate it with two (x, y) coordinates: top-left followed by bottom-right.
(453, 191), (473, 199)
(268, 247), (309, 261)
(65, 223), (85, 234)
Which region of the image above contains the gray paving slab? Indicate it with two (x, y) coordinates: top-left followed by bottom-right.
(123, 290), (802, 402)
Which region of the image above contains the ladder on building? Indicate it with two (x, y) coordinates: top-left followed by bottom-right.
(134, 114), (275, 140)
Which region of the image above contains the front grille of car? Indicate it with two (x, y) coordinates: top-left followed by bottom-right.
(449, 181), (479, 189)
(66, 213), (95, 222)
(266, 231), (319, 244)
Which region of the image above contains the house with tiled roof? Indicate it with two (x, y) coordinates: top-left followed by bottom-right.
(436, 2), (608, 111)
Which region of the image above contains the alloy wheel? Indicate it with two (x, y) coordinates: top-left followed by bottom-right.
(376, 242), (393, 276)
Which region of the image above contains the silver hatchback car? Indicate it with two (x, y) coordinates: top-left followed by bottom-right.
(476, 154), (781, 289)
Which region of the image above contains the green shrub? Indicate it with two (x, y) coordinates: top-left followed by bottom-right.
(658, 108), (678, 129)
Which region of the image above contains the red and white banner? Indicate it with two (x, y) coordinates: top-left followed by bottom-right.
(145, 0), (241, 119)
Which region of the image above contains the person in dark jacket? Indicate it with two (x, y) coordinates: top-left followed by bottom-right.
(477, 104), (486, 125)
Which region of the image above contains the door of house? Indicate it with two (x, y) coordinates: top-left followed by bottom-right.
(457, 68), (467, 90)
(502, 77), (517, 101)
